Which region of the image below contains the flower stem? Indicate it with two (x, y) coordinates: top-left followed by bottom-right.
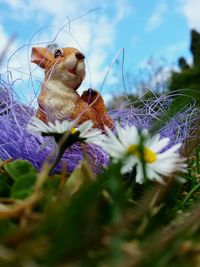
(81, 143), (88, 160)
(47, 131), (80, 175)
(48, 145), (66, 175)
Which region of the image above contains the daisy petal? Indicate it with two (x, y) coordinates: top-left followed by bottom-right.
(135, 164), (144, 184)
(79, 120), (93, 135)
(158, 143), (182, 159)
(150, 137), (170, 153)
(120, 156), (138, 174)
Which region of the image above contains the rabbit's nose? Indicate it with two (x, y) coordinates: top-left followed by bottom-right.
(75, 52), (85, 60)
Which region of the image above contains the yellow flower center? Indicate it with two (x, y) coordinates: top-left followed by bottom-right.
(71, 127), (78, 135)
(127, 144), (157, 164)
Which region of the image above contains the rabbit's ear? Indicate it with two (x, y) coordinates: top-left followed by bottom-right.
(31, 47), (53, 68)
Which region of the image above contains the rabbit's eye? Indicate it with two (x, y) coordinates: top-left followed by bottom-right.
(54, 49), (63, 58)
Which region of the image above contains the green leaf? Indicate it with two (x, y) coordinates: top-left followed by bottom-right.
(43, 170), (107, 265)
(0, 220), (17, 238)
(65, 160), (95, 196)
(43, 174), (60, 193)
(0, 173), (13, 197)
(4, 160), (37, 199)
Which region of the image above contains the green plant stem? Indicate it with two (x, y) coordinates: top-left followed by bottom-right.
(182, 183), (200, 206)
(47, 131), (80, 175)
(48, 146), (66, 176)
(196, 148), (200, 174)
(81, 143), (88, 161)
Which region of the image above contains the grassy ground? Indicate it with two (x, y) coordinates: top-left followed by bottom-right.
(0, 85), (199, 266)
(0, 143), (199, 267)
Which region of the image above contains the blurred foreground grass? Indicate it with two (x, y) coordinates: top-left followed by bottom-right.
(0, 35), (200, 267)
(0, 145), (199, 267)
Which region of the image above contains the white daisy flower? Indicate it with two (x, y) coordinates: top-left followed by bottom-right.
(26, 116), (75, 134)
(77, 120), (104, 146)
(26, 116), (104, 146)
(100, 122), (186, 184)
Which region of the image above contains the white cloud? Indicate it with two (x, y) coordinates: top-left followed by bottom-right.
(113, 0), (132, 22)
(0, 23), (21, 76)
(135, 57), (172, 93)
(1, 0), (21, 8)
(145, 1), (168, 31)
(179, 0), (200, 30)
(0, 24), (10, 51)
(103, 92), (113, 105)
(164, 41), (188, 61)
(1, 0), (133, 98)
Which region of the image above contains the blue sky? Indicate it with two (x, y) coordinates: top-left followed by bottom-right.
(0, 0), (199, 102)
